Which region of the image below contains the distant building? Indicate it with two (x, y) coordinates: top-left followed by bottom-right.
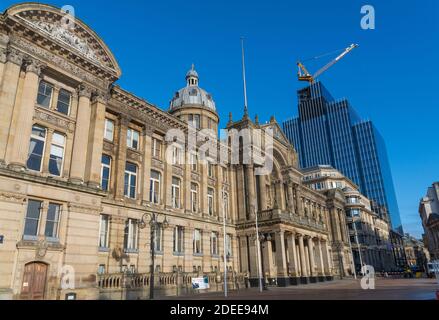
(301, 165), (395, 273)
(419, 182), (439, 260)
(283, 82), (402, 234)
(403, 234), (429, 272)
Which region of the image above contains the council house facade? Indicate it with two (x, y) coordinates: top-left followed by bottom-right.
(0, 3), (353, 300)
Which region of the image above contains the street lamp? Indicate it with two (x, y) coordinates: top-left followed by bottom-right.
(222, 190), (228, 298)
(139, 212), (169, 300)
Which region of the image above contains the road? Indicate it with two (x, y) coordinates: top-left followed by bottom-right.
(165, 278), (439, 300)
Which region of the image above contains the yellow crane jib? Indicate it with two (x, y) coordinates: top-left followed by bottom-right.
(297, 43), (359, 83)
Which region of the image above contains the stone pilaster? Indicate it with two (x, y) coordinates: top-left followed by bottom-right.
(287, 181), (295, 214)
(236, 165), (246, 220)
(141, 125), (153, 205)
(85, 90), (107, 188)
(246, 164), (256, 217)
(114, 115), (129, 199)
(0, 48), (23, 163)
(70, 85), (92, 183)
(258, 175), (267, 211)
(8, 59), (44, 170)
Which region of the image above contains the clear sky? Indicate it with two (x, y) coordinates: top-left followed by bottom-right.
(2, 0), (437, 238)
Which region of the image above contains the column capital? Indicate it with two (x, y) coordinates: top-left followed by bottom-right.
(24, 58), (45, 75)
(0, 33), (9, 47)
(77, 84), (93, 99)
(6, 48), (24, 66)
(119, 114), (132, 127)
(91, 89), (110, 104)
(0, 47), (6, 64)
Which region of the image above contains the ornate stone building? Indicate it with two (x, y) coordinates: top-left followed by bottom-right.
(0, 3), (350, 300)
(419, 182), (439, 260)
(302, 165), (395, 273)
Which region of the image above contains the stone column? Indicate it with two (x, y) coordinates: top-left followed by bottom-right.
(70, 85), (92, 183)
(141, 126), (153, 205)
(248, 236), (259, 278)
(318, 238), (325, 276)
(246, 164), (256, 217)
(114, 115), (129, 199)
(236, 165), (246, 220)
(298, 234), (308, 277)
(287, 232), (298, 276)
(258, 176), (267, 211)
(184, 227), (194, 273)
(324, 240), (332, 274)
(0, 47), (22, 163)
(287, 182), (295, 214)
(274, 231), (288, 285)
(307, 236), (316, 277)
(296, 187), (303, 216)
(8, 59), (44, 170)
(85, 91), (107, 188)
(262, 238), (274, 278)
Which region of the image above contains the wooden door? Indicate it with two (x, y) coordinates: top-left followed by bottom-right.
(21, 262), (48, 300)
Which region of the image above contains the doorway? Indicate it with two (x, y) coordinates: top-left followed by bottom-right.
(20, 262), (48, 300)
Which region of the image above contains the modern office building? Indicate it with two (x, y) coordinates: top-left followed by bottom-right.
(283, 82), (402, 234)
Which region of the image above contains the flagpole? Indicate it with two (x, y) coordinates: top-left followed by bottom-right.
(241, 37), (263, 293)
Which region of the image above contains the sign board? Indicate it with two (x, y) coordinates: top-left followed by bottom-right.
(65, 293), (77, 300)
(192, 276), (210, 290)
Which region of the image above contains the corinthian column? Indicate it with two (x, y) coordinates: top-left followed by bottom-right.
(85, 90), (108, 188)
(307, 236), (316, 277)
(298, 234), (308, 277)
(70, 85), (92, 184)
(9, 59), (44, 170)
(0, 48), (23, 163)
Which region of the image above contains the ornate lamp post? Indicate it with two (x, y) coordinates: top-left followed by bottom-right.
(139, 212), (169, 300)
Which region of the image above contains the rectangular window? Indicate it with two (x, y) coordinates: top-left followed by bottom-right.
(152, 138), (162, 158)
(173, 226), (184, 254)
(188, 114), (200, 129)
(190, 153), (198, 172)
(123, 219), (138, 251)
(101, 155), (111, 192)
(222, 167), (228, 183)
(208, 188), (214, 216)
(154, 223), (163, 252)
(150, 170), (161, 204)
(124, 162), (137, 199)
(56, 89), (71, 115)
(127, 128), (139, 150)
(193, 229), (202, 254)
(191, 183), (198, 213)
(45, 203), (61, 239)
(24, 200), (42, 237)
(223, 192), (229, 219)
(172, 146), (182, 165)
(208, 162), (215, 178)
(37, 81), (53, 108)
(226, 234), (232, 257)
(104, 119), (114, 142)
(211, 232), (218, 256)
(99, 214), (110, 248)
(171, 177), (181, 209)
(98, 264), (106, 275)
(48, 132), (65, 177)
(27, 125), (46, 172)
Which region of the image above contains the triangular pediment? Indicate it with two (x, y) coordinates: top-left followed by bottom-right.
(261, 120), (291, 147)
(5, 3), (121, 78)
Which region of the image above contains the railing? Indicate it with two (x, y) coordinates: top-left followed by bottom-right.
(257, 210), (326, 231)
(97, 272), (246, 299)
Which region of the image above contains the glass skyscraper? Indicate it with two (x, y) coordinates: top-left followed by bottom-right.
(283, 82), (403, 234)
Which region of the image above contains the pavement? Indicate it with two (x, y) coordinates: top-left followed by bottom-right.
(164, 278), (439, 300)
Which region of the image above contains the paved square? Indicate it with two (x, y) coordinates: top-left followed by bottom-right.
(167, 279), (439, 300)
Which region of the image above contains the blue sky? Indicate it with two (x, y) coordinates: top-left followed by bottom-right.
(2, 0), (437, 238)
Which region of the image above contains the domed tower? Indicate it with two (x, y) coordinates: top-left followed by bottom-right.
(169, 65), (219, 133)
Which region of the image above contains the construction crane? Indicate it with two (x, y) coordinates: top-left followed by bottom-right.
(297, 43), (359, 83)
